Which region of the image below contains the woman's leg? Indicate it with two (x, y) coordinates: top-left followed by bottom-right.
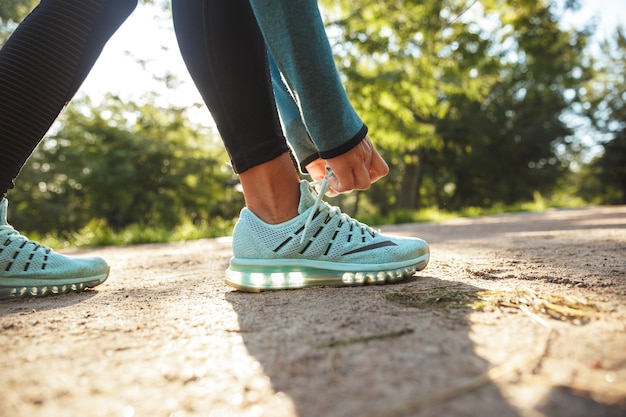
(258, 0), (389, 192)
(172, 0), (301, 224)
(0, 0), (138, 199)
(172, 0), (428, 292)
(0, 0), (138, 298)
(171, 0), (289, 174)
(250, 0), (367, 161)
(268, 51), (319, 170)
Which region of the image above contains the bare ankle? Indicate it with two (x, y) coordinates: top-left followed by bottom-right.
(239, 153), (301, 224)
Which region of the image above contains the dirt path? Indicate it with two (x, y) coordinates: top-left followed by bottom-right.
(1, 206), (625, 417)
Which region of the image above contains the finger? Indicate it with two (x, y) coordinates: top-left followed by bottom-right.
(369, 152), (389, 183)
(325, 171), (343, 193)
(304, 159), (326, 181)
(353, 161), (372, 190)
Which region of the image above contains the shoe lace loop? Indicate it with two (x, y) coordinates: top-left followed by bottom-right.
(301, 167), (376, 243)
(0, 224), (50, 253)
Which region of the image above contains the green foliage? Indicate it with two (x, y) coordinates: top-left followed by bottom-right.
(578, 134), (626, 204)
(355, 188), (585, 229)
(10, 94), (243, 240)
(320, 0), (592, 212)
(28, 216), (236, 249)
(576, 27), (626, 203)
(0, 0), (37, 43)
(2, 0), (616, 248)
(0, 0), (38, 24)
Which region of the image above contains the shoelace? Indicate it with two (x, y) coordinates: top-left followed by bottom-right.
(301, 167), (376, 244)
(301, 171), (332, 244)
(0, 224), (50, 254)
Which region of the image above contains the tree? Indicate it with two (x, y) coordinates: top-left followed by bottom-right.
(0, 0), (37, 23)
(579, 28), (626, 203)
(0, 0), (37, 43)
(319, 0), (591, 211)
(10, 94), (242, 236)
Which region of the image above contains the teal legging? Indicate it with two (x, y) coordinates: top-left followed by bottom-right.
(269, 52), (318, 169)
(255, 0), (368, 170)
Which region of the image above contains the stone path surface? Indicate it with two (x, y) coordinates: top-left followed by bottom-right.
(1, 206), (625, 417)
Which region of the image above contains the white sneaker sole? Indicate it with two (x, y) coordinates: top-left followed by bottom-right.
(225, 254), (429, 292)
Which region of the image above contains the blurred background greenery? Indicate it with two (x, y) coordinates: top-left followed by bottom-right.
(1, 0), (624, 247)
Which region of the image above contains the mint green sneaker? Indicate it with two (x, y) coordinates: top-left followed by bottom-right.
(226, 180), (429, 292)
(0, 198), (109, 299)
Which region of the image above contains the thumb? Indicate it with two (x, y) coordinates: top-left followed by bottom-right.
(324, 167), (342, 196)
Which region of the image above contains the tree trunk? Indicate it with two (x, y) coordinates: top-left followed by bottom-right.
(397, 157), (422, 210)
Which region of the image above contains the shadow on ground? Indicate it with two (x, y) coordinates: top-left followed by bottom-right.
(225, 277), (522, 417)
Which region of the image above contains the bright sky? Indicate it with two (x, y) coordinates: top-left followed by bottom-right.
(79, 0), (626, 127)
(79, 3), (208, 122)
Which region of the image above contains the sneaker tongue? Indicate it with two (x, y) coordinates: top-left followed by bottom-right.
(0, 198), (8, 225)
(297, 181), (317, 214)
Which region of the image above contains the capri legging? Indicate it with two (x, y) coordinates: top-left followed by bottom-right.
(0, 0), (288, 198)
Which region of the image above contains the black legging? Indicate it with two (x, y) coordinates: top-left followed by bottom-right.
(171, 0), (287, 174)
(0, 0), (288, 198)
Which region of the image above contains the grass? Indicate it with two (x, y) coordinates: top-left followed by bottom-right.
(360, 191), (587, 227)
(384, 286), (599, 323)
(29, 192), (587, 249)
(28, 217), (237, 249)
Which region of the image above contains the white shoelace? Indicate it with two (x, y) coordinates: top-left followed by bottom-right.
(300, 168), (376, 244)
(301, 167), (334, 244)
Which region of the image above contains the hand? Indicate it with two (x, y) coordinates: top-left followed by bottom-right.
(305, 136), (389, 195)
(304, 157), (329, 182)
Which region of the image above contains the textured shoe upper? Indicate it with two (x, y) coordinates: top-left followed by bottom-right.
(232, 181), (428, 264)
(0, 198), (108, 280)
